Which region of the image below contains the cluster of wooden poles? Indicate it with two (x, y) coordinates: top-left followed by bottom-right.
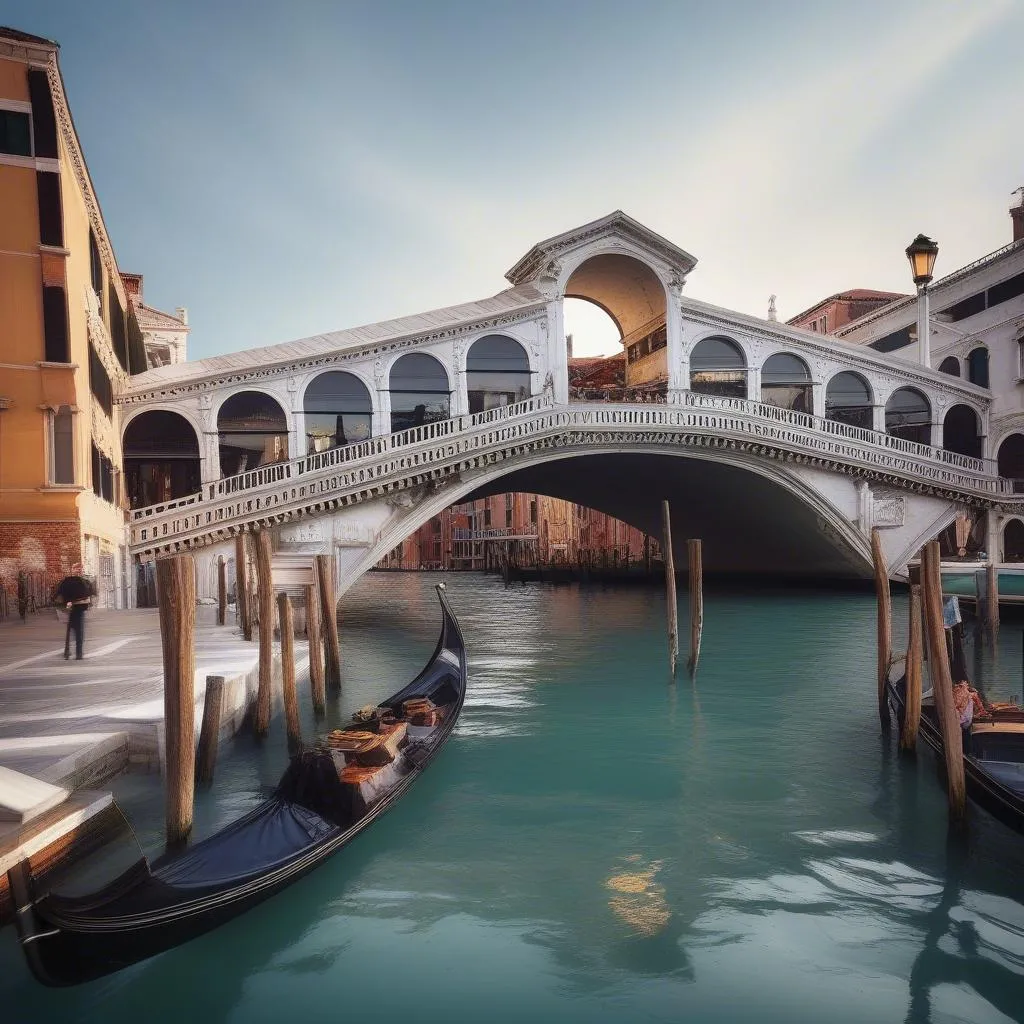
(661, 500), (703, 678)
(157, 531), (343, 847)
(872, 529), (1001, 826)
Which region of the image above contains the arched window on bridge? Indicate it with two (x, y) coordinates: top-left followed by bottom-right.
(998, 434), (1024, 494)
(943, 404), (982, 459)
(824, 372), (872, 430)
(967, 347), (990, 389)
(389, 353), (450, 433)
(885, 387), (931, 445)
(466, 335), (531, 414)
(123, 410), (201, 509)
(1004, 519), (1024, 562)
(761, 353), (812, 413)
(218, 391), (289, 478)
(938, 356), (961, 377)
(304, 371), (372, 454)
(689, 336), (747, 399)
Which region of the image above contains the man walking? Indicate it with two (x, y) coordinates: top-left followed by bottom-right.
(54, 564), (95, 660)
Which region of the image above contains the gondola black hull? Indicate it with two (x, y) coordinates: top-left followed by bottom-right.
(886, 665), (1024, 836)
(9, 584), (467, 987)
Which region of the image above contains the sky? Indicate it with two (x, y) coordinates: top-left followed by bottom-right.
(7, 0), (1023, 359)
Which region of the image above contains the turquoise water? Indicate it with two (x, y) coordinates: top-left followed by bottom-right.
(4, 573), (1024, 1023)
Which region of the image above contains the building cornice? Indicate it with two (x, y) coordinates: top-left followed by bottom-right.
(117, 302), (547, 405)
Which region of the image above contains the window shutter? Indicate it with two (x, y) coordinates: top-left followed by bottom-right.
(36, 171), (63, 247)
(42, 285), (69, 362)
(27, 68), (58, 159)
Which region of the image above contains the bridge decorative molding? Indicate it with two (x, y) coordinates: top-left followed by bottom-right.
(128, 392), (1021, 557)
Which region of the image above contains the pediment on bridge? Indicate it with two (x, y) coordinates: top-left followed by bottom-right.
(504, 211), (698, 290)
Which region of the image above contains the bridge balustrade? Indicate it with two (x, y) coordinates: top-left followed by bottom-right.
(129, 390), (1012, 554)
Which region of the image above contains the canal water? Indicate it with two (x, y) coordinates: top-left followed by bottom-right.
(4, 573), (1024, 1022)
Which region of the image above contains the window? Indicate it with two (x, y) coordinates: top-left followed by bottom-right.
(49, 405), (74, 484)
(506, 507), (513, 528)
(0, 109), (31, 156)
(484, 507), (491, 527)
(967, 347), (990, 389)
(42, 285), (69, 362)
(91, 443), (115, 503)
(89, 229), (103, 304)
(36, 171), (63, 246)
(89, 344), (113, 417)
(530, 499), (537, 524)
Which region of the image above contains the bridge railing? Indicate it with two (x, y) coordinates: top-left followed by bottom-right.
(130, 394), (555, 525)
(129, 389), (1015, 552)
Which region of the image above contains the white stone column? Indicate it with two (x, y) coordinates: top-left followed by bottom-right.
(549, 300), (569, 404)
(931, 419), (944, 450)
(747, 367), (761, 404)
(664, 274), (685, 400)
(812, 384), (825, 419)
(201, 433), (220, 484)
(872, 405), (886, 433)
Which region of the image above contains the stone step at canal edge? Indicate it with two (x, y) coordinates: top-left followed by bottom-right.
(0, 790), (122, 926)
(0, 767), (68, 825)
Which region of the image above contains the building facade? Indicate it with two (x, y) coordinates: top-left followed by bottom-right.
(0, 27), (184, 610)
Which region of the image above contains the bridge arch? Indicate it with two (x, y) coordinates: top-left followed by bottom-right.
(760, 352), (812, 412)
(388, 352), (451, 433)
(561, 252), (668, 340)
(885, 387), (931, 445)
(122, 409), (201, 509)
(824, 371), (873, 429)
(216, 389), (290, 478)
(943, 404), (982, 459)
(465, 334), (533, 413)
(302, 370), (374, 454)
(689, 335), (748, 398)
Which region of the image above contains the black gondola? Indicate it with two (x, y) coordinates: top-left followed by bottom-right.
(886, 658), (1024, 835)
(8, 583), (467, 987)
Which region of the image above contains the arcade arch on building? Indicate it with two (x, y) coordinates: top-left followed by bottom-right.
(1004, 519), (1024, 562)
(389, 353), (450, 432)
(943, 404), (982, 459)
(885, 387), (930, 445)
(967, 347), (990, 389)
(304, 371), (373, 454)
(824, 372), (872, 429)
(123, 410), (201, 509)
(466, 335), (532, 414)
(218, 391), (289, 478)
(761, 353), (812, 412)
(998, 433), (1024, 492)
(689, 336), (747, 399)
(938, 356), (961, 377)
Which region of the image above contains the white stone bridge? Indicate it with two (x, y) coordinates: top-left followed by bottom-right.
(118, 212), (1017, 596)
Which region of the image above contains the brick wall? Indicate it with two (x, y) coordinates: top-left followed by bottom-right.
(0, 520), (81, 596)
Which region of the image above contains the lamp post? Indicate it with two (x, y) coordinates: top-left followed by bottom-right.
(906, 234), (939, 368)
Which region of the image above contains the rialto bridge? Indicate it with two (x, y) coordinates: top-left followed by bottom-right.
(116, 212), (1021, 598)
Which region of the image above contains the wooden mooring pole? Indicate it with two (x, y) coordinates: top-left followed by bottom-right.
(305, 582), (326, 717)
(922, 541), (966, 823)
(196, 675), (225, 785)
(156, 555), (196, 848)
(277, 592), (301, 754)
(900, 584), (923, 752)
(871, 528), (892, 730)
(235, 532), (251, 641)
(687, 538), (703, 677)
(253, 529), (275, 737)
(316, 554), (342, 692)
(217, 556), (227, 626)
(987, 562), (1000, 638)
(661, 500), (679, 677)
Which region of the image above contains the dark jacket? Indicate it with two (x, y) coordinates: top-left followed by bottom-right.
(55, 575), (95, 605)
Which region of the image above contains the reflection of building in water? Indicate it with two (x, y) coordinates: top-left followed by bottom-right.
(606, 856), (671, 937)
(376, 494), (659, 573)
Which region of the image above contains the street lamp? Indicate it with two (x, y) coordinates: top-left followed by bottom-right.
(906, 234), (939, 368)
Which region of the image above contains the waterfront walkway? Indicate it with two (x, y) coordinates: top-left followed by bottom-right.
(0, 606), (289, 788)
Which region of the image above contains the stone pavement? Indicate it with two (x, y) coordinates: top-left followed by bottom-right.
(0, 605), (302, 789)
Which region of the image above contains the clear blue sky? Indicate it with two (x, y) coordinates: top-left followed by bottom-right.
(7, 1), (1023, 358)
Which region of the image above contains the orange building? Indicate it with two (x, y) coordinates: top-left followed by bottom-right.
(0, 27), (182, 610)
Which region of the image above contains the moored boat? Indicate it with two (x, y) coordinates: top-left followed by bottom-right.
(886, 659), (1024, 835)
(8, 583), (467, 987)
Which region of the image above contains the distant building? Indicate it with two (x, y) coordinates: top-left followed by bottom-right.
(786, 289), (908, 335)
(121, 273), (189, 368)
(0, 26), (185, 607)
(377, 492), (655, 573)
